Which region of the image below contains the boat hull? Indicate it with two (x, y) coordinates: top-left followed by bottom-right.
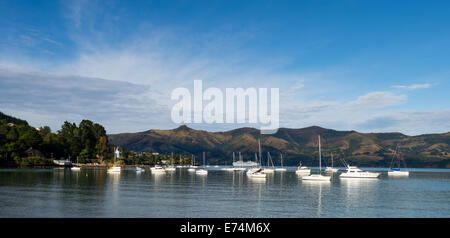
(339, 172), (380, 178)
(302, 174), (331, 181)
(388, 170), (409, 176)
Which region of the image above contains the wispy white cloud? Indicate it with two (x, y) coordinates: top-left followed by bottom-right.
(392, 83), (431, 90)
(347, 91), (407, 109)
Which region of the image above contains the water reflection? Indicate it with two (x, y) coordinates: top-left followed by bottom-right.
(301, 180), (330, 217)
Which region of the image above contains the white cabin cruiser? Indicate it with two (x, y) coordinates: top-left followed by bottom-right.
(339, 166), (380, 178)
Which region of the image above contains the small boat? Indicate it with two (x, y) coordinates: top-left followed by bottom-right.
(295, 162), (311, 174)
(262, 152), (275, 174)
(339, 166), (380, 178)
(165, 166), (176, 172)
(135, 167), (145, 172)
(247, 168), (267, 178)
(107, 166), (121, 173)
(71, 156), (81, 171)
(195, 169), (208, 175)
(195, 152), (208, 175)
(302, 135), (331, 181)
(107, 147), (121, 173)
(214, 165), (219, 168)
(150, 165), (165, 173)
(275, 154), (287, 171)
(232, 152), (247, 172)
(388, 168), (409, 176)
(388, 145), (409, 176)
(324, 153), (339, 173)
(188, 154), (197, 172)
(165, 153), (176, 171)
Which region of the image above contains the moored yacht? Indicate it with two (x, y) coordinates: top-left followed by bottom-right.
(165, 166), (176, 171)
(275, 154), (287, 171)
(71, 156), (81, 171)
(195, 152), (208, 175)
(247, 168), (267, 178)
(107, 147), (121, 173)
(150, 165), (165, 173)
(339, 166), (380, 178)
(302, 135), (331, 181)
(295, 162), (311, 174)
(388, 145), (409, 176)
(388, 168), (409, 176)
(107, 166), (121, 173)
(262, 152), (275, 174)
(135, 167), (145, 172)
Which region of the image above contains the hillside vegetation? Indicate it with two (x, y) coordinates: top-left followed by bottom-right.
(109, 125), (450, 168)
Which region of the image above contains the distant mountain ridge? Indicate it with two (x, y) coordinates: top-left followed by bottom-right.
(109, 125), (450, 168)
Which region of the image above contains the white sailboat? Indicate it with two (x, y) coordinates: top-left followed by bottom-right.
(188, 154), (196, 172)
(232, 152), (247, 171)
(295, 162), (311, 174)
(275, 154), (287, 171)
(195, 152), (208, 175)
(262, 152), (275, 174)
(388, 145), (409, 176)
(71, 156), (81, 171)
(302, 135), (331, 181)
(107, 147), (121, 173)
(150, 165), (165, 173)
(247, 139), (266, 178)
(165, 153), (176, 171)
(325, 153), (339, 173)
(135, 166), (145, 172)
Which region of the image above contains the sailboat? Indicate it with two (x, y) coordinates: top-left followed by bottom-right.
(295, 161), (311, 174)
(232, 152), (246, 171)
(135, 166), (145, 172)
(302, 135), (331, 181)
(275, 154), (287, 171)
(71, 156), (81, 171)
(175, 152), (183, 168)
(262, 152), (275, 174)
(388, 145), (409, 176)
(165, 154), (176, 171)
(188, 154), (196, 172)
(107, 147), (121, 173)
(325, 153), (339, 173)
(247, 139), (267, 178)
(195, 152), (208, 175)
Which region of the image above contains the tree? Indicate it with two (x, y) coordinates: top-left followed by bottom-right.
(19, 129), (42, 148)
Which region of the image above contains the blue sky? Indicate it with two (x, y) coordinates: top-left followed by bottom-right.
(0, 0), (449, 135)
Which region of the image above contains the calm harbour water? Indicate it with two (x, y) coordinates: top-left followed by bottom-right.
(0, 167), (449, 217)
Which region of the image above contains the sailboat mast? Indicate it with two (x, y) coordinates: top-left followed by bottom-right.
(280, 154), (283, 167)
(331, 153), (333, 168)
(258, 138), (262, 166)
(318, 135), (322, 171)
(203, 152), (205, 168)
